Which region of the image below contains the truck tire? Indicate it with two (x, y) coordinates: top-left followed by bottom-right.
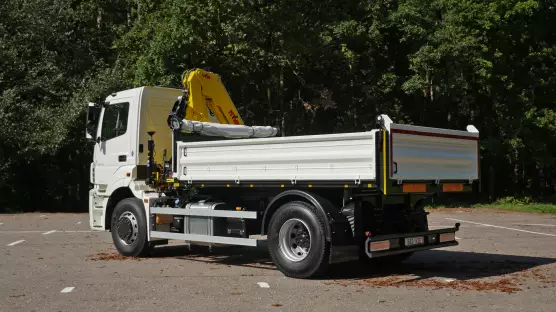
(268, 201), (330, 279)
(110, 198), (150, 257)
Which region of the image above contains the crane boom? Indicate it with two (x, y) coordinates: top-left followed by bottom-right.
(168, 68), (244, 129)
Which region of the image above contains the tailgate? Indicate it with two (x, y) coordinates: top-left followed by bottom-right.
(378, 115), (480, 183)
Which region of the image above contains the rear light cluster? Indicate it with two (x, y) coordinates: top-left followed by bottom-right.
(439, 232), (456, 243)
(369, 240), (390, 252)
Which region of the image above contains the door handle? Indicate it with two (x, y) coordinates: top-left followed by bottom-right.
(118, 155), (127, 162)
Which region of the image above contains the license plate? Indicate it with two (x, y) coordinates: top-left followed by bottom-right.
(405, 236), (424, 247)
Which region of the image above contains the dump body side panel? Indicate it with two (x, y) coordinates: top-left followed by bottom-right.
(177, 131), (377, 183)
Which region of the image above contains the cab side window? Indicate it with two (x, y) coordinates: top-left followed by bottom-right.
(101, 102), (129, 141)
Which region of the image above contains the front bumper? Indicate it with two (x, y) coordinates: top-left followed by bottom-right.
(364, 223), (460, 258)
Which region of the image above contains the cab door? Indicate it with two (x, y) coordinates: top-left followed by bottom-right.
(93, 99), (133, 188)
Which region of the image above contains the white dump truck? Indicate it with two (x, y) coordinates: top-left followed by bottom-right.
(86, 69), (479, 278)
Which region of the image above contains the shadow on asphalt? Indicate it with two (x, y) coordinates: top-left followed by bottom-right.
(324, 250), (556, 281)
(152, 245), (277, 270)
(149, 245), (556, 281)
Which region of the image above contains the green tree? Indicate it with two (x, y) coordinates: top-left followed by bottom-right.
(2, 0), (556, 211)
(0, 0), (130, 210)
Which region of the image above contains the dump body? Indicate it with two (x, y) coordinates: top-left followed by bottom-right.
(174, 117), (479, 189)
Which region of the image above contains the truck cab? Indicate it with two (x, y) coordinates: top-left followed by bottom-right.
(87, 87), (183, 230)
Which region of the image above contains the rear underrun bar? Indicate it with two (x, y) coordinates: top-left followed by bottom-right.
(365, 223), (461, 258)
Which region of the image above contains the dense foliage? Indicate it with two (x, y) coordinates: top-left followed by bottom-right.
(1, 0), (555, 211)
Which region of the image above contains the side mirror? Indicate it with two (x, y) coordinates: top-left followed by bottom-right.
(86, 102), (99, 140)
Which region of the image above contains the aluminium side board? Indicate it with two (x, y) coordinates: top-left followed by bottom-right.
(176, 131), (377, 186)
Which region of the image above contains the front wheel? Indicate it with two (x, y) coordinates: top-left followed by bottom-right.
(268, 201), (330, 279)
(111, 198), (150, 257)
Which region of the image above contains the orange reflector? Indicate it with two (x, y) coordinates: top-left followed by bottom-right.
(439, 232), (456, 243)
(235, 207), (242, 211)
(365, 231), (372, 237)
(156, 215), (173, 224)
(143, 199), (148, 203)
(402, 184), (427, 193)
(370, 240), (390, 252)
(443, 183), (464, 192)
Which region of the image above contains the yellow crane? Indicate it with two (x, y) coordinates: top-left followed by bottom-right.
(169, 68), (245, 127)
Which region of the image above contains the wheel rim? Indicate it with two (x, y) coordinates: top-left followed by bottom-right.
(278, 218), (311, 262)
(116, 211), (139, 245)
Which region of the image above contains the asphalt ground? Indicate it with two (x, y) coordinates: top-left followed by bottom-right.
(1, 209), (555, 312)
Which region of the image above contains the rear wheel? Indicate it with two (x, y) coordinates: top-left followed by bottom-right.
(111, 198), (150, 257)
(268, 201), (330, 278)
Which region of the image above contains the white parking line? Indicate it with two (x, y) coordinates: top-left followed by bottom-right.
(257, 282), (270, 288)
(60, 287), (75, 293)
(0, 223), (3, 225)
(76, 222), (82, 225)
(39, 215), (46, 217)
(447, 218), (556, 237)
(62, 230), (95, 233)
(455, 237), (461, 240)
(514, 223), (556, 227)
(0, 231), (47, 233)
(42, 230), (57, 235)
(7, 240), (25, 246)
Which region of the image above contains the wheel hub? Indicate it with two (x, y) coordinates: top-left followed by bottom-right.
(116, 212), (138, 245)
(278, 219), (312, 262)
